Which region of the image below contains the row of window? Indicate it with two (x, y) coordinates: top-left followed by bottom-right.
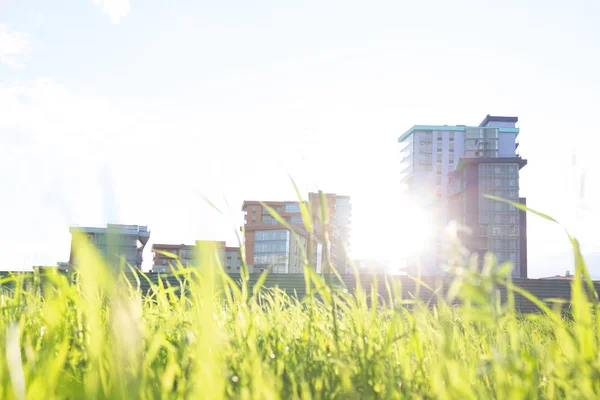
(479, 224), (520, 237)
(419, 142), (456, 153)
(465, 128), (499, 139)
(255, 253), (289, 264)
(86, 234), (139, 246)
(465, 138), (498, 150)
(226, 261), (242, 268)
(480, 200), (521, 212)
(418, 132), (456, 141)
(254, 241), (289, 253)
(249, 203), (301, 213)
(479, 176), (518, 188)
(478, 211), (520, 225)
(488, 238), (520, 250)
(255, 229), (290, 241)
(479, 164), (519, 175)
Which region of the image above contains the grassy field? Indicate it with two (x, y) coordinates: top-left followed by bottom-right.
(1, 202), (599, 399)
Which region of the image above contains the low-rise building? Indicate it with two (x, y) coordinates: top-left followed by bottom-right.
(69, 224), (150, 270)
(151, 241), (241, 273)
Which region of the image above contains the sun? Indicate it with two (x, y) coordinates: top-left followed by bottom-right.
(351, 195), (435, 270)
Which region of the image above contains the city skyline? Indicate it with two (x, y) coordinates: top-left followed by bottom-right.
(1, 1), (600, 278)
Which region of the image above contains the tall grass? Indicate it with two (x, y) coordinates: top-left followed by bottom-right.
(0, 202), (599, 399)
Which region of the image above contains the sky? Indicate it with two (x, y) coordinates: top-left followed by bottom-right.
(1, 0), (599, 277)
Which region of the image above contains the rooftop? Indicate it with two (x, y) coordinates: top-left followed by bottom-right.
(479, 114), (518, 127)
(152, 243), (196, 250)
(70, 224), (150, 237)
(398, 115), (520, 142)
(241, 200), (301, 211)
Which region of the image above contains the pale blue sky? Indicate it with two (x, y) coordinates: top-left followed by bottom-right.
(1, 0), (599, 277)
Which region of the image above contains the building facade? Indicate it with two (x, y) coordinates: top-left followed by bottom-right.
(308, 193), (352, 273)
(69, 224), (150, 270)
(399, 115), (527, 277)
(152, 243), (197, 272)
(242, 200), (322, 274)
(151, 241), (241, 273)
(448, 158), (528, 277)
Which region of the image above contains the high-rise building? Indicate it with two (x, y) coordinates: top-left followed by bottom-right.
(399, 115), (527, 277)
(242, 200), (322, 274)
(151, 241), (241, 273)
(308, 193), (352, 273)
(69, 224), (150, 270)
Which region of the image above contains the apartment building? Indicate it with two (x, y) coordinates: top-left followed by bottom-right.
(242, 200), (322, 274)
(151, 243), (197, 272)
(399, 115), (527, 277)
(69, 224), (150, 270)
(308, 192), (352, 272)
(151, 241), (241, 273)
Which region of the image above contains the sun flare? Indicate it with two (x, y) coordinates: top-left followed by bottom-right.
(351, 196), (435, 272)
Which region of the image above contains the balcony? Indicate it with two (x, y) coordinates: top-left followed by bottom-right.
(399, 151), (412, 164)
(399, 162), (412, 175)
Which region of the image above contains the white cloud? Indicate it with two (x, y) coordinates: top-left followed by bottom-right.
(0, 24), (29, 69)
(93, 0), (131, 24)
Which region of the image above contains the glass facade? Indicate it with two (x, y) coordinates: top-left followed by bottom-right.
(285, 203), (300, 213)
(478, 163), (520, 270)
(465, 128), (499, 158)
(261, 215), (278, 225)
(254, 229), (290, 273)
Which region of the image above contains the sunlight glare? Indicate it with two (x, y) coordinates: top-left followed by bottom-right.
(351, 195), (435, 272)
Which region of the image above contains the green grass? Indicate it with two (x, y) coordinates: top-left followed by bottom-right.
(1, 201), (599, 399)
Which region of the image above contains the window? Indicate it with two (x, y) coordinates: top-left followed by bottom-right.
(162, 259), (167, 265)
(252, 215), (256, 222)
(252, 206), (256, 212)
(449, 143), (454, 152)
(437, 142), (443, 152)
(227, 266), (231, 270)
(437, 154), (442, 163)
(449, 154), (454, 164)
(480, 225), (488, 236)
(437, 136), (442, 141)
(420, 132), (432, 141)
(420, 154), (432, 165)
(262, 215), (278, 225)
(449, 133), (455, 141)
(285, 203), (300, 213)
